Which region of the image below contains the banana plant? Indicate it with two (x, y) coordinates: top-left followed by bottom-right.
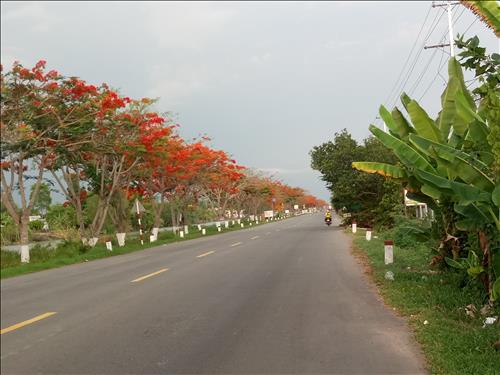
(353, 56), (500, 301)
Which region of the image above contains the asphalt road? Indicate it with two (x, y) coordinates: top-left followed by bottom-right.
(1, 214), (425, 374)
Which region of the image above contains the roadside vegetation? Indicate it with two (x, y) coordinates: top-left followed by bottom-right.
(311, 21), (500, 374)
(0, 57), (326, 265)
(352, 223), (500, 375)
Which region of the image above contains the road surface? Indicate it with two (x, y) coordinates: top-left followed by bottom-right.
(1, 214), (425, 374)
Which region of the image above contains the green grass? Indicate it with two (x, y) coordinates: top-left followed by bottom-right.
(351, 229), (500, 375)
(0, 218), (280, 279)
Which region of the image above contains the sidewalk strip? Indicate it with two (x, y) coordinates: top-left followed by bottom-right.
(1, 312), (57, 335)
(131, 268), (169, 283)
(197, 251), (215, 258)
(230, 242), (242, 247)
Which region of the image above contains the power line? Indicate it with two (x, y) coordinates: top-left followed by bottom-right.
(382, 5), (433, 107)
(388, 9), (446, 109)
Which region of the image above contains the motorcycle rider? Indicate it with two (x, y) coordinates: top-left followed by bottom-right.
(324, 210), (332, 223)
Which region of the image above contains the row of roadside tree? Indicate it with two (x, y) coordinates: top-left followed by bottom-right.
(0, 60), (326, 262)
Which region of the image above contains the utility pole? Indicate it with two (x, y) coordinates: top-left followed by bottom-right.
(446, 1), (455, 57)
(425, 1), (459, 54)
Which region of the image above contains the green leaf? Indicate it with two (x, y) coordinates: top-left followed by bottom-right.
(391, 108), (413, 139)
(369, 125), (437, 173)
(379, 106), (399, 138)
(437, 76), (459, 139)
(351, 162), (406, 179)
(400, 92), (411, 112)
(467, 266), (485, 278)
(420, 183), (442, 200)
(407, 100), (443, 143)
(445, 257), (466, 269)
(493, 278), (500, 302)
(409, 135), (494, 191)
(448, 57), (476, 110)
(492, 184), (500, 208)
(416, 169), (491, 204)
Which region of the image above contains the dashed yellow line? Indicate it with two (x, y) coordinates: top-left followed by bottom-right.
(230, 242), (242, 247)
(131, 268), (169, 283)
(1, 312), (57, 335)
(250, 236), (260, 240)
(197, 251), (215, 258)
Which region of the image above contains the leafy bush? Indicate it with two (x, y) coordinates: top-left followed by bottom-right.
(46, 204), (77, 230)
(0, 211), (19, 245)
(29, 220), (44, 231)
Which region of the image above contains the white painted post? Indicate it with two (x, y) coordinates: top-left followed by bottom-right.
(384, 240), (394, 265)
(225, 221), (229, 228)
(237, 219), (241, 224)
(149, 235), (156, 243)
(217, 227), (221, 232)
(179, 230), (184, 238)
(151, 227), (159, 241)
(197, 224), (202, 231)
(241, 223), (244, 228)
(106, 241), (113, 251)
(232, 220), (235, 225)
(352, 221), (357, 233)
(20, 245), (30, 263)
(366, 228), (372, 241)
(116, 233), (126, 247)
(184, 225), (189, 235)
(202, 228), (206, 235)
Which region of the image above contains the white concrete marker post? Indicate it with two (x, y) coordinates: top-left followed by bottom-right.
(116, 233), (126, 247)
(202, 228), (206, 235)
(217, 227), (221, 232)
(366, 228), (372, 241)
(241, 223), (244, 228)
(179, 230), (184, 238)
(237, 219), (241, 224)
(225, 221), (229, 229)
(352, 221), (357, 233)
(106, 241), (113, 251)
(197, 224), (202, 231)
(151, 227), (159, 241)
(150, 235), (156, 243)
(384, 240), (394, 265)
(20, 245), (30, 263)
(184, 225), (189, 235)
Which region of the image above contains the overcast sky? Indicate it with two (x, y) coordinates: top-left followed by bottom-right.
(1, 1), (498, 201)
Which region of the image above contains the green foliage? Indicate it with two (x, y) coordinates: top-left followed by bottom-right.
(0, 210), (19, 245)
(28, 220), (44, 231)
(46, 204), (77, 230)
(353, 231), (500, 374)
(29, 182), (52, 216)
(310, 129), (402, 226)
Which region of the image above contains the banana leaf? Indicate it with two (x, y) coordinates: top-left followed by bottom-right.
(437, 76), (459, 140)
(378, 105), (400, 138)
(409, 134), (494, 191)
(415, 169), (491, 204)
(391, 107), (413, 139)
(406, 190), (438, 210)
(407, 100), (443, 143)
(369, 125), (437, 173)
(351, 162), (407, 179)
(400, 92), (412, 112)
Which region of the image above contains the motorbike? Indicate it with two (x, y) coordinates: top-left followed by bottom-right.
(325, 217), (332, 226)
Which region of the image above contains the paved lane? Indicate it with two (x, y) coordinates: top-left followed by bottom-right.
(1, 214), (425, 374)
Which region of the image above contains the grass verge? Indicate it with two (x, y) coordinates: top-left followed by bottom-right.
(1, 218), (282, 279)
(351, 229), (499, 375)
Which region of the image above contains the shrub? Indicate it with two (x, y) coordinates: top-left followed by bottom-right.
(29, 220), (44, 231)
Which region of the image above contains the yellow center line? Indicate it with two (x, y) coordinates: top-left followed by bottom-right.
(197, 251), (215, 258)
(250, 236), (260, 240)
(1, 312), (57, 335)
(131, 268), (169, 283)
(230, 242), (242, 247)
